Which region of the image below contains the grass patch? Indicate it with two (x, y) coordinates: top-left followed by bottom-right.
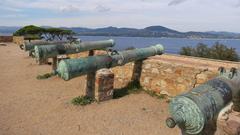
(36, 72), (55, 80)
(71, 96), (95, 106)
(144, 90), (167, 100)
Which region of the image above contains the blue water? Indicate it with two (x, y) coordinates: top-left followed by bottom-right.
(78, 36), (240, 54)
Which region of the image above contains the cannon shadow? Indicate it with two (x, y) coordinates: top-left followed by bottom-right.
(113, 59), (144, 99)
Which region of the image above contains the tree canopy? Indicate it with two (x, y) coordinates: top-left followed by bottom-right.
(179, 42), (239, 61)
(13, 25), (75, 41)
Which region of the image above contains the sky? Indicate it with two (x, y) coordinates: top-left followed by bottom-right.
(0, 0), (239, 32)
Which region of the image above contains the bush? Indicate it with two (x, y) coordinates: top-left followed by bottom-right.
(71, 96), (95, 106)
(36, 72), (55, 80)
(179, 42), (239, 61)
(125, 46), (136, 50)
(13, 25), (44, 36)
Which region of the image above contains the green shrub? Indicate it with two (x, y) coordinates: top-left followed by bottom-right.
(36, 72), (55, 80)
(71, 96), (95, 106)
(179, 42), (239, 61)
(125, 46), (136, 50)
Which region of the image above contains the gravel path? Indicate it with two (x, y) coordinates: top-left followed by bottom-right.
(0, 43), (180, 135)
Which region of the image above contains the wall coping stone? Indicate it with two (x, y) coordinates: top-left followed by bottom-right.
(148, 53), (240, 70)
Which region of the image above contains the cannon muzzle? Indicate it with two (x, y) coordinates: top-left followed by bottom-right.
(166, 68), (240, 134)
(57, 44), (164, 81)
(34, 39), (115, 61)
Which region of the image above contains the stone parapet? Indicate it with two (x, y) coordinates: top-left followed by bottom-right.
(0, 36), (13, 42)
(67, 51), (240, 96)
(13, 36), (24, 45)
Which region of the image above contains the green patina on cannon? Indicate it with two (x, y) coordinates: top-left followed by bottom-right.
(22, 40), (71, 51)
(166, 68), (240, 135)
(56, 44), (164, 81)
(34, 39), (115, 62)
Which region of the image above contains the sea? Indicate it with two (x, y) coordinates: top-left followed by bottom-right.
(78, 36), (240, 54)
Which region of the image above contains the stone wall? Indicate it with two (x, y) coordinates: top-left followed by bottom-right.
(68, 51), (240, 96)
(0, 36), (13, 42)
(13, 36), (24, 45)
(111, 54), (239, 96)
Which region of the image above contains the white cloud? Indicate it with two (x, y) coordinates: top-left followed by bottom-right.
(168, 0), (188, 6)
(95, 4), (111, 12)
(235, 0), (240, 7)
(59, 5), (81, 12)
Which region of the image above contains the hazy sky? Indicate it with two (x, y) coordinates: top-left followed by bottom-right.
(0, 0), (239, 32)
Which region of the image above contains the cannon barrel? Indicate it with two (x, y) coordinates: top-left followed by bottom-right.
(23, 41), (70, 51)
(166, 68), (240, 135)
(57, 44), (164, 81)
(34, 39), (115, 61)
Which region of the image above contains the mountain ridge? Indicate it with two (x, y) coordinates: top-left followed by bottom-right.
(0, 25), (240, 39)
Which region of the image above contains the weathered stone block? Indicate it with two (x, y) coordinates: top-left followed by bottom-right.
(95, 69), (114, 102)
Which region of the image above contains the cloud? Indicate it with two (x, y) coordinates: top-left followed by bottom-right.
(59, 5), (80, 12)
(168, 0), (188, 6)
(95, 4), (111, 12)
(235, 0), (240, 7)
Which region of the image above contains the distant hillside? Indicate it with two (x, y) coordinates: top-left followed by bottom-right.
(1, 25), (240, 39)
(0, 26), (21, 35)
(72, 26), (240, 39)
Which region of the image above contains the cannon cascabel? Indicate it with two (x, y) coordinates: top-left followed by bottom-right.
(57, 44), (164, 81)
(34, 39), (115, 62)
(166, 69), (240, 135)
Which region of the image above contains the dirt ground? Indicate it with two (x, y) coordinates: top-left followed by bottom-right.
(0, 43), (180, 135)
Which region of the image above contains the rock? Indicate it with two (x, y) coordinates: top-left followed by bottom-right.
(143, 77), (151, 84)
(160, 90), (170, 96)
(176, 77), (184, 83)
(164, 68), (174, 74)
(157, 80), (167, 88)
(176, 84), (187, 93)
(144, 63), (151, 69)
(174, 68), (182, 76)
(151, 68), (159, 74)
(196, 73), (208, 84)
